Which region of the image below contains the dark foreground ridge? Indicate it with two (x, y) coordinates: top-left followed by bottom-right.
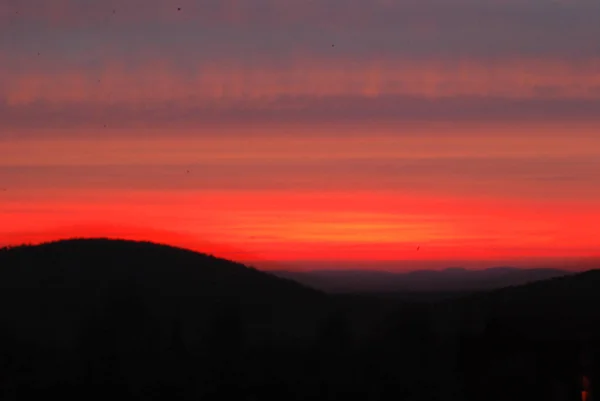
(0, 238), (599, 400)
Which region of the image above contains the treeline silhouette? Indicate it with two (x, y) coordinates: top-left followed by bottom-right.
(0, 239), (599, 400)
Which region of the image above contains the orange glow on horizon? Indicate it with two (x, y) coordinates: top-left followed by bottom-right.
(2, 190), (599, 268)
(2, 0), (599, 273)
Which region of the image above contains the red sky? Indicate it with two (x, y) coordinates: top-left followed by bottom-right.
(1, 0), (599, 270)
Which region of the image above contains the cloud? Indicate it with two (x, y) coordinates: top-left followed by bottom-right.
(4, 58), (600, 105)
(2, 153), (599, 202)
(3, 132), (600, 166)
(3, 95), (600, 131)
(1, 57), (600, 129)
(3, 1), (600, 129)
(2, 0), (600, 265)
(2, 0), (600, 59)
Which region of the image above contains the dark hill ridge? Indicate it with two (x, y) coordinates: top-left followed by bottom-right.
(0, 239), (338, 399)
(419, 267), (600, 346)
(0, 238), (329, 348)
(0, 238), (598, 401)
(447, 268), (600, 339)
(425, 268), (600, 401)
(0, 237), (322, 299)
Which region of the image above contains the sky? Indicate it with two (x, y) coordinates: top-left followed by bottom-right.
(1, 0), (600, 270)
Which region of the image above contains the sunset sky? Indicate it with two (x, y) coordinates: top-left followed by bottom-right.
(1, 0), (600, 270)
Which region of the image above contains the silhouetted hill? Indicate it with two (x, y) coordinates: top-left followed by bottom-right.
(440, 268), (600, 340)
(422, 269), (600, 401)
(0, 238), (328, 346)
(0, 239), (338, 399)
(272, 266), (571, 293)
(0, 238), (596, 401)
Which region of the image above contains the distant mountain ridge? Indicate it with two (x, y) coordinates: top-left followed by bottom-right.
(272, 266), (573, 293)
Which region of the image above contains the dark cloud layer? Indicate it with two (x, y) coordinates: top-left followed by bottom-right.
(2, 156), (599, 194)
(2, 96), (600, 133)
(2, 0), (600, 59)
(2, 0), (599, 132)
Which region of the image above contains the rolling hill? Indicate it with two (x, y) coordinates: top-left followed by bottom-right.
(443, 268), (600, 340)
(0, 239), (338, 399)
(0, 238), (329, 348)
(0, 238), (597, 401)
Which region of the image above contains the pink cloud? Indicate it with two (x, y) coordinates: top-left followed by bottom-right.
(3, 58), (600, 107)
